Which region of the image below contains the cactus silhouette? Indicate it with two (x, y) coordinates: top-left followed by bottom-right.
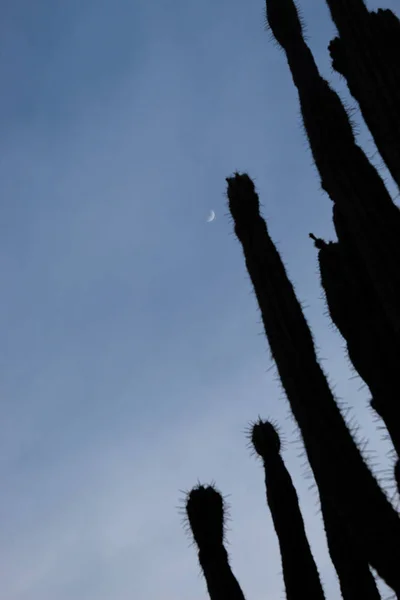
(326, 1), (400, 188)
(252, 419), (381, 600)
(266, 0), (400, 336)
(185, 485), (246, 600)
(251, 420), (326, 600)
(309, 233), (400, 460)
(226, 172), (400, 592)
(181, 0), (400, 597)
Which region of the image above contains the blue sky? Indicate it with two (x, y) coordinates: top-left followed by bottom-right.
(1, 0), (399, 598)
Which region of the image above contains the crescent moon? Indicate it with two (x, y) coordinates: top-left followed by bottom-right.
(207, 210), (216, 223)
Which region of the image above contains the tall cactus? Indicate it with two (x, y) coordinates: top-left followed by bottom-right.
(309, 233), (400, 460)
(226, 172), (400, 593)
(317, 496), (381, 600)
(181, 0), (400, 597)
(265, 0), (400, 336)
(326, 0), (400, 188)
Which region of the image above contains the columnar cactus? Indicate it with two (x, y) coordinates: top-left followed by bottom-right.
(181, 0), (400, 597)
(226, 172), (400, 593)
(185, 485), (246, 600)
(309, 233), (400, 460)
(265, 0), (400, 336)
(251, 420), (326, 600)
(252, 419), (381, 600)
(326, 0), (400, 188)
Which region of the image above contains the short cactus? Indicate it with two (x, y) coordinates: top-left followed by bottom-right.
(185, 485), (246, 600)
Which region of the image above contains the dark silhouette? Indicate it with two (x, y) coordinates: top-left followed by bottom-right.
(226, 172), (400, 592)
(326, 1), (400, 189)
(309, 232), (400, 461)
(185, 485), (246, 600)
(182, 0), (400, 597)
(251, 420), (326, 600)
(252, 419), (380, 600)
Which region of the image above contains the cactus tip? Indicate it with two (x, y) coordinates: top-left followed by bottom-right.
(185, 484), (226, 549)
(251, 419), (281, 458)
(226, 172), (260, 222)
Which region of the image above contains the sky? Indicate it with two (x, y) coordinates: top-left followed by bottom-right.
(1, 0), (399, 598)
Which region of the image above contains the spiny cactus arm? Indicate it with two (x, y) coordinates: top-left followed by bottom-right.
(309, 235), (354, 344)
(226, 172), (400, 593)
(309, 233), (396, 388)
(324, 0), (400, 69)
(322, 0), (368, 28)
(265, 0), (400, 334)
(185, 485), (246, 600)
(328, 23), (400, 190)
(324, 0), (400, 72)
(252, 420), (380, 599)
(331, 208), (400, 459)
(252, 420), (326, 600)
(311, 231), (400, 461)
(370, 396), (400, 466)
(318, 495), (382, 600)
